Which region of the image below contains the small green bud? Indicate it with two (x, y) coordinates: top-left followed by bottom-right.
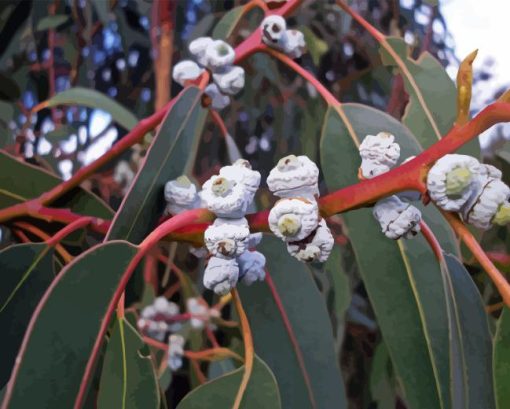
(217, 44), (229, 56)
(278, 215), (301, 237)
(175, 175), (191, 187)
(493, 203), (510, 226)
(445, 166), (472, 197)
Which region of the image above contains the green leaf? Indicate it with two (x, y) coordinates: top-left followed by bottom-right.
(92, 0), (110, 25)
(0, 150), (113, 219)
(320, 103), (461, 409)
(212, 5), (246, 40)
(239, 236), (347, 409)
(301, 26), (328, 66)
(106, 86), (207, 244)
(97, 317), (160, 409)
(369, 342), (396, 409)
(379, 37), (479, 158)
(1, 241), (139, 407)
(177, 355), (281, 409)
(45, 125), (77, 141)
(44, 87), (138, 130)
(36, 14), (69, 32)
(494, 307), (510, 409)
(0, 243), (54, 388)
(443, 254), (495, 409)
(0, 72), (20, 101)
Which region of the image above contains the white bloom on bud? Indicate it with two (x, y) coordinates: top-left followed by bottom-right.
(286, 219), (334, 263)
(205, 40), (236, 71)
(190, 246), (208, 258)
(219, 159), (261, 196)
(247, 232), (263, 248)
(267, 155), (319, 199)
(373, 196), (422, 240)
(113, 161), (135, 194)
(427, 154), (481, 211)
(189, 36), (213, 66)
(139, 297), (181, 336)
(480, 163), (503, 180)
(205, 83), (230, 110)
(164, 175), (200, 215)
(359, 132), (401, 178)
(237, 250), (266, 285)
(462, 178), (510, 230)
(269, 198), (319, 242)
(213, 65), (245, 95)
(168, 334), (185, 371)
(186, 298), (209, 329)
(201, 175), (250, 218)
(282, 30), (306, 59)
(204, 217), (250, 259)
(203, 257), (239, 295)
(172, 60), (204, 87)
(261, 15), (287, 46)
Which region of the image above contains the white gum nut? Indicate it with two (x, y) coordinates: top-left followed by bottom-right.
(189, 36), (213, 66)
(267, 154), (319, 199)
(261, 15), (287, 47)
(480, 163), (503, 180)
(113, 161), (135, 192)
(204, 40), (235, 71)
(359, 132), (401, 179)
(204, 217), (250, 258)
(373, 196), (421, 240)
(237, 250), (266, 285)
(463, 179), (510, 230)
(282, 30), (306, 59)
(203, 257), (239, 295)
(268, 198), (319, 241)
(189, 246), (208, 258)
(168, 334), (185, 370)
(247, 232), (263, 248)
(219, 159), (261, 195)
(212, 65), (245, 95)
(187, 298), (208, 329)
(287, 219), (334, 263)
(164, 175), (200, 215)
(172, 60), (204, 87)
(201, 175), (251, 218)
(426, 154), (481, 211)
(205, 83), (230, 110)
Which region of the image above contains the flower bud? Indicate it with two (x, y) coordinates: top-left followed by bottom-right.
(186, 298), (209, 329)
(164, 175), (200, 215)
(219, 159), (261, 195)
(261, 15), (287, 46)
(204, 217), (250, 258)
(427, 154), (481, 211)
(463, 178), (510, 230)
(201, 174), (252, 218)
(205, 40), (235, 71)
(213, 65), (245, 95)
(203, 257), (239, 295)
(359, 132), (400, 178)
(287, 219), (334, 262)
(282, 30), (306, 59)
(269, 198), (319, 241)
(189, 36), (213, 66)
(267, 154), (319, 199)
(237, 250), (266, 285)
(168, 334), (185, 371)
(172, 60), (204, 86)
(205, 83), (231, 110)
(247, 232), (263, 248)
(373, 196), (422, 240)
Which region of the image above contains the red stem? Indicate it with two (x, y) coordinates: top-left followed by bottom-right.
(47, 216), (93, 246)
(419, 220), (444, 262)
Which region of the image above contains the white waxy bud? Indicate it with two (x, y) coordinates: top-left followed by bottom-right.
(247, 232), (263, 248)
(164, 175), (200, 215)
(267, 155), (319, 199)
(113, 161), (135, 194)
(261, 15), (287, 46)
(212, 65), (245, 95)
(359, 132), (401, 178)
(219, 159), (261, 195)
(480, 163), (503, 180)
(201, 174), (252, 218)
(190, 246), (208, 258)
(373, 196), (421, 240)
(463, 179), (510, 230)
(141, 305), (156, 319)
(427, 154), (481, 211)
(205, 83), (230, 110)
(189, 36), (213, 66)
(205, 40), (235, 71)
(153, 296), (170, 314)
(282, 30), (306, 59)
(172, 60), (204, 87)
(168, 334), (185, 371)
(237, 250), (266, 285)
(204, 217), (250, 258)
(287, 219), (334, 263)
(186, 298), (209, 329)
(203, 257), (239, 295)
(269, 198), (319, 241)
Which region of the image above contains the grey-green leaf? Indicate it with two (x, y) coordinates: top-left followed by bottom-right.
(494, 307), (510, 409)
(212, 6), (246, 40)
(36, 15), (69, 32)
